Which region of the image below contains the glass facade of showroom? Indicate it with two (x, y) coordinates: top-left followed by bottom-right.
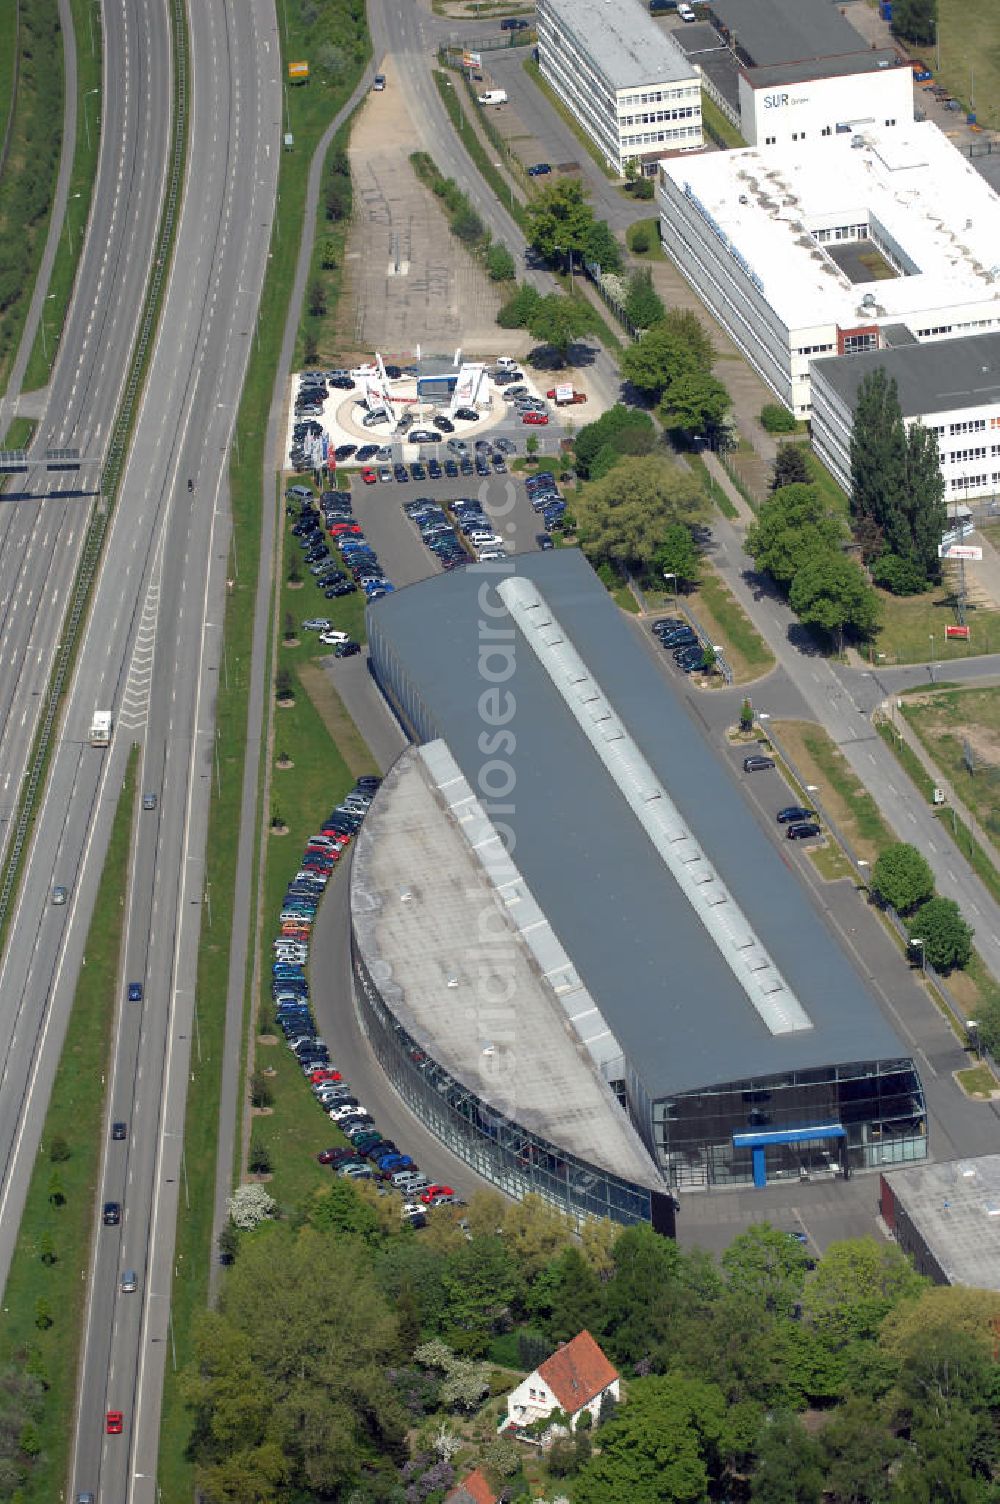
(654, 1057), (928, 1190)
(353, 947), (676, 1235)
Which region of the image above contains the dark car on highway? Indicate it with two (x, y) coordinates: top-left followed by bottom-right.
(103, 1202), (121, 1226)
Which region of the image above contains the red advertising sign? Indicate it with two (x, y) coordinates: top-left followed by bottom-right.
(945, 625), (970, 640)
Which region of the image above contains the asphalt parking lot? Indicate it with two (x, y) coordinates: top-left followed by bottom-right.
(350, 457), (557, 588)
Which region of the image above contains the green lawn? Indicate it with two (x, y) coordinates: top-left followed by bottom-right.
(1, 416), (35, 449)
(156, 0), (372, 1492)
(873, 586), (1000, 665)
(0, 747), (136, 1502)
(694, 567), (774, 681)
(701, 95), (745, 149)
(626, 218), (665, 260)
(0, 0), (64, 391)
(936, 0), (1000, 128)
(770, 719), (896, 864)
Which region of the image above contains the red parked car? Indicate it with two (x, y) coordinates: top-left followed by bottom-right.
(521, 411), (549, 425)
(360, 467), (377, 484)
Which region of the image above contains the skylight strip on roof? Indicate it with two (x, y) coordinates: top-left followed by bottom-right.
(498, 577), (813, 1037)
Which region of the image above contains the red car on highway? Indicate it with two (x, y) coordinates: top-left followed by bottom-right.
(106, 1411), (123, 1435)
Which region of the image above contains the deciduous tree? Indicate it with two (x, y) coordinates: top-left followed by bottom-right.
(624, 268), (665, 330)
(870, 842), (935, 914)
(746, 484), (845, 589)
(907, 897), (973, 971)
(621, 324), (701, 399)
(526, 293), (595, 363)
(661, 370), (731, 438)
(788, 551), (880, 648)
(525, 178), (595, 261)
(654, 523), (701, 591)
(770, 445), (810, 492)
(575, 456), (707, 572)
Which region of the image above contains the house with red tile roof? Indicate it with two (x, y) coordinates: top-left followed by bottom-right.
(504, 1329), (620, 1433)
(445, 1468), (498, 1504)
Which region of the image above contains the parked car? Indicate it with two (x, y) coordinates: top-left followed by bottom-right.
(777, 806), (818, 824)
(786, 821), (821, 840)
(743, 754), (775, 772)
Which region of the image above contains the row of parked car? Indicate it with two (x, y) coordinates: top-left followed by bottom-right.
(526, 470), (568, 536)
(287, 484), (393, 612)
(404, 496), (509, 569)
(650, 615), (708, 674)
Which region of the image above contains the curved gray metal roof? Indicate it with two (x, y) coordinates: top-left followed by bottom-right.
(367, 548), (909, 1101)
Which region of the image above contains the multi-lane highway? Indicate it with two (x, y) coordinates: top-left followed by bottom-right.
(0, 0), (171, 869)
(0, 1), (279, 1500)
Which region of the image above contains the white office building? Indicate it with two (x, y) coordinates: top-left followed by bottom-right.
(658, 123), (1000, 419)
(811, 332), (1000, 504)
(536, 0), (702, 178)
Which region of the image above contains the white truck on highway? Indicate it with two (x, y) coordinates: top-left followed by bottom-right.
(89, 710), (112, 747)
(477, 90), (507, 106)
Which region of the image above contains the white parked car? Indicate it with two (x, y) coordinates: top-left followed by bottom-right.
(329, 1102), (367, 1120)
(319, 630), (350, 645)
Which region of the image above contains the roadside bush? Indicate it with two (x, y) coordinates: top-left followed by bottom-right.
(48, 1135), (70, 1163)
(760, 402), (797, 433)
(248, 1139), (273, 1175)
(633, 177), (654, 201)
(628, 223), (651, 254)
(486, 241), (517, 282)
(497, 283), (541, 329)
(870, 553), (929, 596)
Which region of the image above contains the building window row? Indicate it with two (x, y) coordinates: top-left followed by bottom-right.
(622, 125), (700, 148)
(621, 87), (694, 108)
(796, 342), (834, 356)
(950, 419), (986, 435)
(946, 447), (987, 463)
(620, 107), (697, 126)
(950, 473), (988, 491)
(917, 325), (954, 337)
(813, 223), (869, 244)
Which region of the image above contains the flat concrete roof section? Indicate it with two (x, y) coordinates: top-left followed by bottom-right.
(709, 0), (870, 66)
(351, 741), (663, 1189)
(540, 0), (694, 89)
(885, 1156), (1000, 1291)
(812, 330), (1000, 418)
(661, 125), (1000, 332)
(367, 549), (907, 1104)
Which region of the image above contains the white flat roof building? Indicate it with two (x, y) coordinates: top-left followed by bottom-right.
(658, 123), (1000, 417)
(536, 0), (702, 177)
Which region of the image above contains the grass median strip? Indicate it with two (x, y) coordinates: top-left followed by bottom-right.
(694, 566), (774, 681)
(22, 0), (104, 391)
(0, 0), (64, 391)
(0, 745), (137, 1501)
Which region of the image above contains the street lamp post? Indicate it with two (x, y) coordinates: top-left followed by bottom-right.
(928, 634), (935, 683)
(84, 87), (100, 151)
(662, 570), (677, 600)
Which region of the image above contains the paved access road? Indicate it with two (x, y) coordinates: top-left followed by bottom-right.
(371, 0), (623, 412)
(0, 1), (279, 1501)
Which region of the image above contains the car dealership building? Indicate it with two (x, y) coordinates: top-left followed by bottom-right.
(352, 551), (927, 1218)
